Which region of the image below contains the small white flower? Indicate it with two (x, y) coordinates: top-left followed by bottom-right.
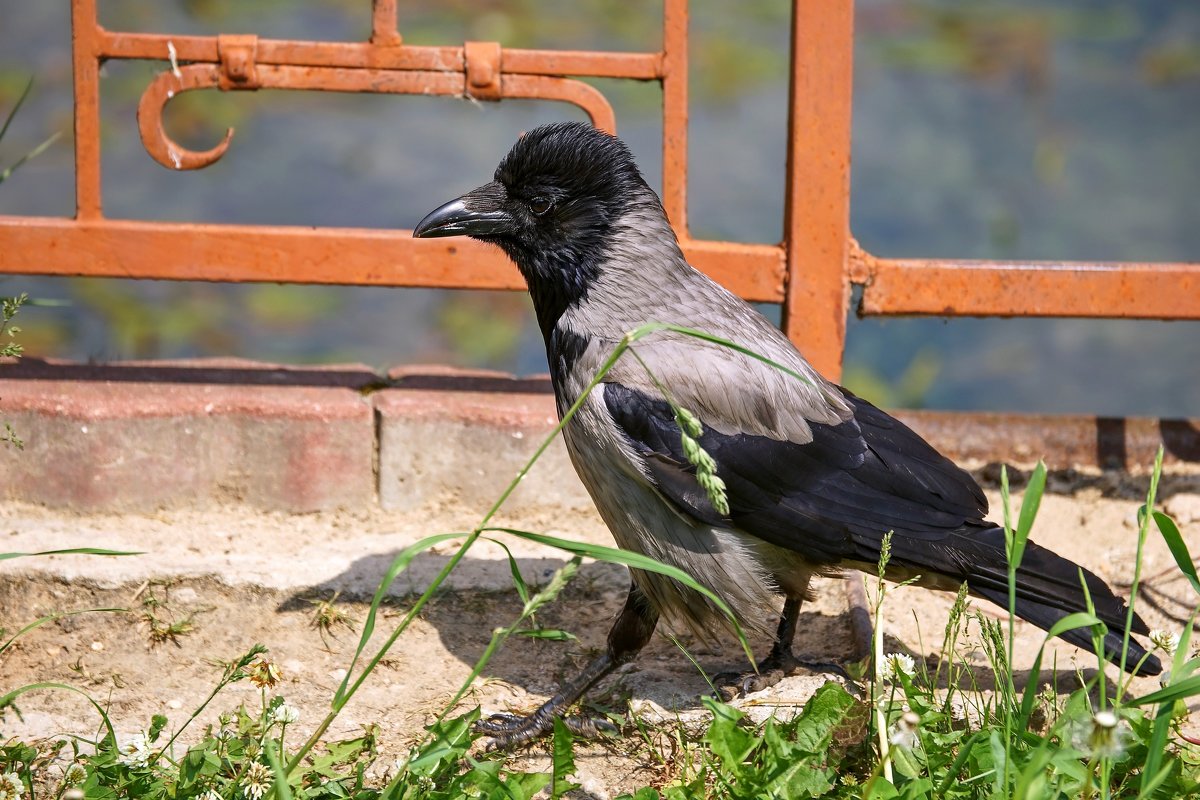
(202, 788), (223, 800)
(118, 732), (154, 768)
(1149, 629), (1181, 655)
(882, 652), (916, 682)
(62, 763), (87, 786)
(241, 762), (272, 800)
(0, 772), (24, 800)
(271, 702), (300, 725)
(889, 711), (921, 750)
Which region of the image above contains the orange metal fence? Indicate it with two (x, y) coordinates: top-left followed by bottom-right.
(0, 0), (1196, 381)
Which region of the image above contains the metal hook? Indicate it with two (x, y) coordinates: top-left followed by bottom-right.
(137, 64), (235, 171)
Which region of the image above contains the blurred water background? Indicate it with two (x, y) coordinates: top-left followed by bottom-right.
(0, 0), (1196, 416)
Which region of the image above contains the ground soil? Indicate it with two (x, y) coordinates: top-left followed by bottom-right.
(2, 471), (1199, 798)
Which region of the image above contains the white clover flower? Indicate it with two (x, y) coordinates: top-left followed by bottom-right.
(883, 652), (916, 682)
(62, 763), (87, 786)
(0, 772), (24, 800)
(118, 732), (154, 768)
(889, 711), (921, 750)
(1070, 709), (1130, 760)
(241, 762), (272, 800)
(271, 702), (300, 725)
(202, 789), (223, 800)
(1149, 629), (1181, 655)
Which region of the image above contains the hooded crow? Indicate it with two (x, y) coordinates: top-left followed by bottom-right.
(414, 121), (1160, 746)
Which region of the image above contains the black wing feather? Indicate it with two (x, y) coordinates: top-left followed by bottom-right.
(603, 381), (988, 563)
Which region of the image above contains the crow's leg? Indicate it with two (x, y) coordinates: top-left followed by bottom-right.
(715, 595), (848, 700)
(476, 581), (658, 749)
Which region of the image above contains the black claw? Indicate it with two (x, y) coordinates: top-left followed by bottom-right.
(474, 713), (529, 734)
(562, 713), (619, 738)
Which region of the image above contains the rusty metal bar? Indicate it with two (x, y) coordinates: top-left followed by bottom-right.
(370, 0), (401, 46)
(857, 256), (1200, 320)
(70, 0), (102, 220)
(98, 33), (664, 81)
(780, 0), (856, 381)
(134, 64), (616, 171)
(0, 217), (788, 303)
(660, 0), (689, 234)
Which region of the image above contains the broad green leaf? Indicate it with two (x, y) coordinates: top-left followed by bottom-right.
(551, 717), (580, 799)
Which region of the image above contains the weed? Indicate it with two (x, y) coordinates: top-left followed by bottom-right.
(137, 581), (206, 646)
(308, 592), (359, 647)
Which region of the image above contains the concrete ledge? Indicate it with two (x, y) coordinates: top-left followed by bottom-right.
(376, 386), (589, 513)
(1, 357), (1198, 513)
(0, 358), (377, 512)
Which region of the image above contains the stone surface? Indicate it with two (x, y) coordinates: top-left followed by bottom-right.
(374, 384), (590, 513)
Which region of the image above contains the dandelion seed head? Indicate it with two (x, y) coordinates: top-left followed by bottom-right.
(1070, 710), (1130, 760)
(888, 711), (921, 750)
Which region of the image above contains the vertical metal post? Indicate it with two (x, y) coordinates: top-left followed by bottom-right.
(781, 0), (855, 381)
(71, 0), (103, 220)
(371, 0), (402, 46)
(661, 0), (689, 235)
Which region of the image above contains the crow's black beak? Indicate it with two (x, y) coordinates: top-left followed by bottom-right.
(412, 181), (514, 239)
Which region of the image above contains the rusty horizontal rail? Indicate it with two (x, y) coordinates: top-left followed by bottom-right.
(99, 33), (666, 81)
(853, 250), (1200, 320)
(0, 217), (788, 303)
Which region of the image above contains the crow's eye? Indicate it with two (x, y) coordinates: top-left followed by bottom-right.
(529, 196), (553, 216)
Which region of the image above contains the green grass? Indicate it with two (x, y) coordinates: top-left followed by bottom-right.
(3, 324), (1199, 798)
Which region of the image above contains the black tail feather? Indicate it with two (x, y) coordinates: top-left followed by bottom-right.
(882, 526), (1162, 677)
(973, 587), (1162, 676)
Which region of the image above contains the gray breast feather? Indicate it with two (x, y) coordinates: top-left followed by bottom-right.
(560, 386), (790, 639)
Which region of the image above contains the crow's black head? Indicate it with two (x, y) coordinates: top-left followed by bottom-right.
(414, 122), (665, 332)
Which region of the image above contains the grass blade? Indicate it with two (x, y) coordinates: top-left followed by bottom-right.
(0, 607), (127, 653)
(1012, 461), (1046, 569)
(0, 76), (34, 142)
(1152, 509), (1199, 598)
(1017, 611), (1103, 726)
(0, 547), (143, 560)
(0, 681), (118, 742)
(333, 531), (464, 705)
(1127, 674), (1200, 706)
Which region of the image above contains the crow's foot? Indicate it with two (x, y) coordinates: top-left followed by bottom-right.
(475, 709), (618, 750)
(713, 654), (850, 702)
